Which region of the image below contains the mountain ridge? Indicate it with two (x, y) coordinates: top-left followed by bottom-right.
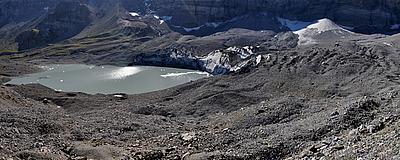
(1, 0), (400, 51)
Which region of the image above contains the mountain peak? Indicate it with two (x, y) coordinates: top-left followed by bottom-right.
(306, 18), (346, 33)
(294, 18), (355, 45)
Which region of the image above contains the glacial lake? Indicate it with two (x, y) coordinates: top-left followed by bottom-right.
(6, 64), (210, 94)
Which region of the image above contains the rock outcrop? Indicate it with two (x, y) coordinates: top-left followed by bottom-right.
(15, 1), (92, 50)
(0, 0), (58, 28)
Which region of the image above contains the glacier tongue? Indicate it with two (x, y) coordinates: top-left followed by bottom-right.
(200, 50), (231, 75)
(132, 46), (265, 75)
(200, 46), (262, 74)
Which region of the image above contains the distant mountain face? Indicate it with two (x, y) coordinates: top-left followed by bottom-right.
(15, 1), (92, 50)
(0, 0), (400, 51)
(2, 0), (400, 33)
(149, 0), (400, 34)
(0, 0), (58, 27)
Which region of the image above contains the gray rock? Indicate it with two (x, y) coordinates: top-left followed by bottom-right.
(181, 132), (196, 141)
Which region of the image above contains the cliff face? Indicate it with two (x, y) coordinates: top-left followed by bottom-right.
(15, 1), (92, 50)
(0, 0), (59, 27)
(149, 0), (400, 33)
(38, 1), (92, 40)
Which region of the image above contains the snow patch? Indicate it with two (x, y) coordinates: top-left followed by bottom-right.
(153, 15), (164, 24)
(383, 42), (393, 46)
(300, 18), (348, 33)
(160, 72), (210, 78)
(153, 15), (173, 24)
(113, 94), (125, 98)
(129, 12), (140, 17)
(294, 18), (354, 45)
(256, 55), (262, 65)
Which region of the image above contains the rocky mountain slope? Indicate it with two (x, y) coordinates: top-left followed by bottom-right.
(1, 33), (400, 159)
(1, 0), (400, 159)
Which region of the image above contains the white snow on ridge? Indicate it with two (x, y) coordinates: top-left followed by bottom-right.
(298, 18), (351, 33)
(293, 18), (355, 45)
(153, 15), (173, 24)
(129, 12), (140, 17)
(278, 17), (356, 32)
(153, 15), (164, 24)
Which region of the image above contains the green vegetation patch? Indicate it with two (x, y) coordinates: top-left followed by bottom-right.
(31, 29), (40, 34)
(0, 49), (18, 53)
